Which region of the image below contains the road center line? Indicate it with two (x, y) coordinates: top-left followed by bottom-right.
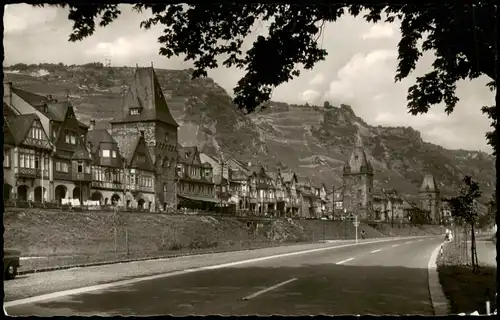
(370, 249), (382, 253)
(392, 244), (399, 247)
(4, 236), (428, 308)
(336, 257), (355, 265)
(405, 241), (413, 244)
(241, 278), (297, 300)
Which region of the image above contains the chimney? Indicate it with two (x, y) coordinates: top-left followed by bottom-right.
(89, 120), (96, 131)
(140, 130), (145, 137)
(3, 81), (12, 106)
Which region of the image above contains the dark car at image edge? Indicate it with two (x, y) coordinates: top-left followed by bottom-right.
(3, 249), (21, 280)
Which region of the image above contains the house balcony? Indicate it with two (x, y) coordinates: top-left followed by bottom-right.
(54, 171), (70, 181)
(91, 181), (124, 191)
(127, 184), (155, 194)
(15, 168), (49, 180)
(256, 196), (276, 203)
(72, 172), (92, 182)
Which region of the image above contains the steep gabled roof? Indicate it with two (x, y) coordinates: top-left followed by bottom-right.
(177, 145), (199, 164)
(111, 67), (179, 127)
(86, 129), (117, 154)
(281, 170), (297, 183)
(231, 169), (249, 181)
(3, 101), (17, 117)
(6, 113), (40, 145)
(297, 177), (311, 186)
(3, 116), (16, 145)
(267, 171), (280, 182)
(114, 134), (141, 166)
(72, 136), (92, 161)
(12, 87), (51, 108)
(420, 174), (439, 193)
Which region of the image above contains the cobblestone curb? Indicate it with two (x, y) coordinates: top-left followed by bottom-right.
(428, 242), (449, 315)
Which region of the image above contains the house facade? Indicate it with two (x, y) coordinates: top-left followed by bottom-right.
(115, 130), (156, 210)
(110, 67), (179, 210)
(342, 142), (374, 220)
(419, 174), (441, 223)
(372, 189), (404, 222)
(282, 170), (299, 217)
(176, 145), (217, 210)
(247, 165), (277, 215)
(297, 177), (314, 218)
(3, 113), (54, 203)
(87, 122), (126, 206)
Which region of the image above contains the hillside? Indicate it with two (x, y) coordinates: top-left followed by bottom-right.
(3, 63), (495, 200)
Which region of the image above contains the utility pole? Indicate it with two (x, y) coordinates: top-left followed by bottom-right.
(391, 200), (395, 228)
(123, 161), (127, 210)
(41, 155), (45, 205)
(355, 213), (359, 244)
(219, 156), (224, 215)
(174, 178), (179, 210)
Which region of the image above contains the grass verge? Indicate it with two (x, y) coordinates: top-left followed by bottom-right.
(4, 208), (441, 272)
(437, 241), (497, 314)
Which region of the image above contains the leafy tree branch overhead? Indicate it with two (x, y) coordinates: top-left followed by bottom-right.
(39, 3), (498, 151)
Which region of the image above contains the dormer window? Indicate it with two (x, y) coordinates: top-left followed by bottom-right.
(130, 108), (140, 115)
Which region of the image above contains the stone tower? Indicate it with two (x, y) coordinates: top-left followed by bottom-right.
(111, 66), (179, 209)
(419, 174), (441, 224)
(342, 136), (374, 219)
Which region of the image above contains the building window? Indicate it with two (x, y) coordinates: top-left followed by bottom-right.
(65, 131), (77, 145)
(130, 108), (140, 115)
(136, 154), (146, 163)
(55, 161), (69, 173)
(102, 150), (110, 158)
(19, 148), (35, 169)
(30, 127), (44, 140)
(112, 150), (117, 158)
(78, 162), (83, 173)
(3, 149), (10, 168)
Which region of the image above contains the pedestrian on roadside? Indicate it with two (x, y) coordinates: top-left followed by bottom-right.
(361, 230), (366, 239)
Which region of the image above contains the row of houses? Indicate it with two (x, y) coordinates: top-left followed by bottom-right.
(3, 65), (463, 223)
(2, 67), (329, 218)
(331, 141), (450, 224)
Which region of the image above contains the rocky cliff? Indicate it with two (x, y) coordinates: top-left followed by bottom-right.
(4, 63), (495, 199)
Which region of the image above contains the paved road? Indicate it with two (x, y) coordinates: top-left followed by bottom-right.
(5, 237), (442, 316)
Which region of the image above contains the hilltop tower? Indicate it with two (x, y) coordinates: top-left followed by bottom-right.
(419, 174), (441, 224)
(111, 66), (179, 210)
(342, 135), (374, 219)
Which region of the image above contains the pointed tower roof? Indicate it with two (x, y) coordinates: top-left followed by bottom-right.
(344, 135), (372, 174)
(111, 67), (179, 127)
(420, 174), (439, 193)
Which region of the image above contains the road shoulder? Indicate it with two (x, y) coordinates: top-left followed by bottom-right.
(428, 242), (449, 315)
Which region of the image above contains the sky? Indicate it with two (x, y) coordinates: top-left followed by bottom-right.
(3, 4), (495, 153)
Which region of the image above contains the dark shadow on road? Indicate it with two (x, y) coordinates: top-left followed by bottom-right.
(7, 263), (438, 316)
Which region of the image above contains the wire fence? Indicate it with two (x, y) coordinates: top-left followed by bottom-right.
(5, 203), (446, 272)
